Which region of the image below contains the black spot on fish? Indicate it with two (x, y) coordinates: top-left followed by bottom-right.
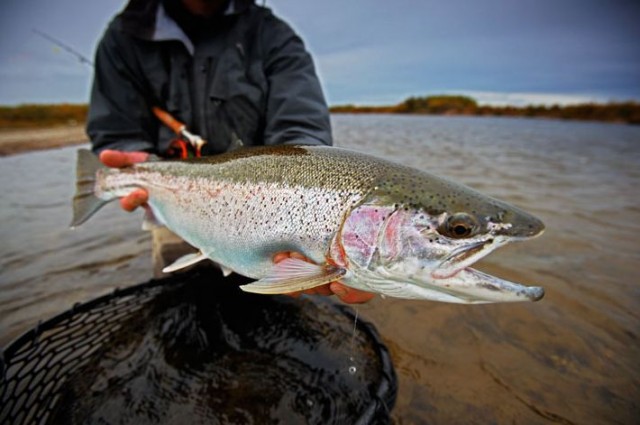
(480, 283), (500, 291)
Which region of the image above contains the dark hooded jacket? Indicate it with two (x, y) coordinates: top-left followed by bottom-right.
(87, 0), (332, 155)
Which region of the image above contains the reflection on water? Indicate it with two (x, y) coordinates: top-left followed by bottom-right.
(1, 115), (639, 423)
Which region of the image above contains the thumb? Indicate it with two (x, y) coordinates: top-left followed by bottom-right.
(330, 282), (376, 304)
(100, 150), (149, 168)
(120, 189), (149, 212)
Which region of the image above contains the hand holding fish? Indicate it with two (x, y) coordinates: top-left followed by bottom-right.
(273, 252), (375, 304)
(99, 150), (150, 211)
(96, 149), (376, 304)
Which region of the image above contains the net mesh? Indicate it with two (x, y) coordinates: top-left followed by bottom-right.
(1, 280), (168, 425)
(1, 270), (396, 424)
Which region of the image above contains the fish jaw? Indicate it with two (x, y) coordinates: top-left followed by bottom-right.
(344, 258), (545, 303)
(421, 234), (546, 303)
(424, 265), (545, 303)
(431, 232), (543, 279)
(450, 267), (545, 302)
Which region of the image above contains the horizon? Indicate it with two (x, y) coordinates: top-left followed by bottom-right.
(3, 92), (640, 109)
(1, 0), (639, 107)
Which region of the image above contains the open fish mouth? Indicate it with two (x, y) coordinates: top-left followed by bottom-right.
(432, 238), (506, 279)
(437, 267), (545, 303)
(429, 238), (544, 303)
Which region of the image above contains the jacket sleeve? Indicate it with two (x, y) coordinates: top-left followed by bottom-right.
(86, 26), (158, 154)
(260, 14), (332, 147)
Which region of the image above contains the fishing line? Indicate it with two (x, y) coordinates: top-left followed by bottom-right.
(32, 29), (94, 67)
(348, 306), (359, 375)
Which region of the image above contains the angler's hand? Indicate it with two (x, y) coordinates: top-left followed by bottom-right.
(99, 150), (150, 212)
(273, 252), (376, 304)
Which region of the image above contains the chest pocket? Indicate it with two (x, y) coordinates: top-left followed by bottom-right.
(204, 41), (267, 153)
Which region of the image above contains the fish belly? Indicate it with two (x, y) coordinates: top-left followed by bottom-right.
(145, 176), (354, 279)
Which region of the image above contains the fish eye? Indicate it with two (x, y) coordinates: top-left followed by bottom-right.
(440, 213), (478, 239)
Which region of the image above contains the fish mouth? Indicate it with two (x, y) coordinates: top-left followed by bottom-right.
(433, 267), (545, 303)
(432, 238), (505, 279)
(429, 237), (544, 303)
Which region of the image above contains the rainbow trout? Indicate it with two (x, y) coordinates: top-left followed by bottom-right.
(72, 145), (545, 303)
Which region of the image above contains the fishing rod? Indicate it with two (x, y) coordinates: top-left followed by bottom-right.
(33, 28), (207, 157)
(32, 28), (94, 67)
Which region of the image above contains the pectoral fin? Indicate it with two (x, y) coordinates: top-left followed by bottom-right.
(240, 258), (346, 294)
(163, 251), (208, 273)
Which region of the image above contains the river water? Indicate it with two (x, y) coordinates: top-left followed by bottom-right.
(1, 115), (639, 423)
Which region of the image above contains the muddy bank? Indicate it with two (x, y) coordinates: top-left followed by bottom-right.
(0, 125), (88, 156)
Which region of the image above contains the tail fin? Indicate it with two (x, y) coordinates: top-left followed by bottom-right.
(71, 149), (110, 228)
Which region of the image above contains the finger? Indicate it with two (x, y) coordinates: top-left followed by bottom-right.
(285, 285), (333, 298)
(289, 252), (307, 261)
(120, 189), (149, 212)
(330, 282), (376, 304)
(100, 150), (149, 168)
(273, 252), (291, 263)
(273, 251), (311, 263)
(310, 285), (334, 296)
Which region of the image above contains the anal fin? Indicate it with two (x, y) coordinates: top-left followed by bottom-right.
(220, 264), (234, 277)
(142, 208), (164, 230)
(240, 258), (346, 294)
(163, 251), (209, 273)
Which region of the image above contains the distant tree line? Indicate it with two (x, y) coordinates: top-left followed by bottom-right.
(331, 95), (640, 124)
(0, 104), (88, 128)
(2, 97), (639, 128)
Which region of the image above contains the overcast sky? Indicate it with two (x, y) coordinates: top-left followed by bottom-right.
(0, 0), (639, 106)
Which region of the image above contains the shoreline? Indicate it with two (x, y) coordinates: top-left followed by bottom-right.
(1, 112), (637, 157)
(0, 125), (88, 156)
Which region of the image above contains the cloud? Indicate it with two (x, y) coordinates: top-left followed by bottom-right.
(1, 0), (639, 105)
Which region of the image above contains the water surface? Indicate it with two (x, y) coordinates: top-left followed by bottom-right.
(1, 115), (639, 423)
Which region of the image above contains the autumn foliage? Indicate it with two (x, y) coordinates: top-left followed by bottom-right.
(1, 97), (639, 128)
(331, 95), (640, 124)
(0, 104), (88, 128)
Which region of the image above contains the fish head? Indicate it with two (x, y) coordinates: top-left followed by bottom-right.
(338, 170), (545, 303)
